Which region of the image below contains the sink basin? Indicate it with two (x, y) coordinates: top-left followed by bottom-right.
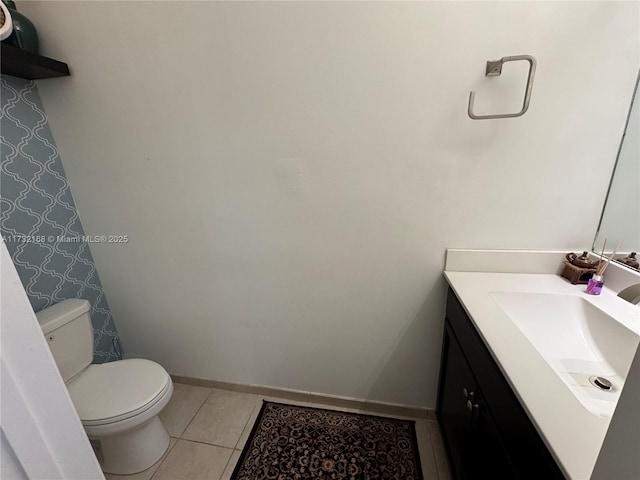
(490, 292), (639, 417)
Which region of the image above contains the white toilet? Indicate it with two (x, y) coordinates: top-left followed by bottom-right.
(36, 299), (174, 475)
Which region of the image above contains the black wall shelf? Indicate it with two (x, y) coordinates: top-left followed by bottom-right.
(1, 43), (70, 80)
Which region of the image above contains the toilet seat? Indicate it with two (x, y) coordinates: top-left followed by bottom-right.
(67, 358), (172, 432)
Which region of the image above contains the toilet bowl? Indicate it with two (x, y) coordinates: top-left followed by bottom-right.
(68, 359), (174, 474)
(36, 299), (174, 474)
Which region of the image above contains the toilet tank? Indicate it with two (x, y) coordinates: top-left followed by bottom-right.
(36, 299), (94, 383)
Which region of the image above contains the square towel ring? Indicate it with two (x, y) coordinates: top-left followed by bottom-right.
(468, 55), (537, 120)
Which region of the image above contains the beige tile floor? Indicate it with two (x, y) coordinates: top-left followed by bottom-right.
(105, 382), (452, 480)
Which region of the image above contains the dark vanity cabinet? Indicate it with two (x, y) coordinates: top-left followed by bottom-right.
(436, 289), (565, 480)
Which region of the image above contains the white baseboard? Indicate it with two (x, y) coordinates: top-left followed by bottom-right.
(170, 374), (435, 420)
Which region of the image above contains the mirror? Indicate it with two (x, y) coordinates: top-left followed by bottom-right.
(594, 72), (640, 271)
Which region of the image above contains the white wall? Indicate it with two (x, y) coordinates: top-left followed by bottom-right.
(0, 242), (104, 479)
(25, 1), (639, 408)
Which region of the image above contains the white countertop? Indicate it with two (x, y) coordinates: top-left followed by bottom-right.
(444, 271), (640, 480)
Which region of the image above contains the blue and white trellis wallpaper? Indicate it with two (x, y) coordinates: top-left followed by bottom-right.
(1, 75), (121, 362)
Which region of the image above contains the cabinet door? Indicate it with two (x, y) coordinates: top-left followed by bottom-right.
(468, 390), (518, 480)
(445, 289), (565, 479)
(437, 324), (477, 479)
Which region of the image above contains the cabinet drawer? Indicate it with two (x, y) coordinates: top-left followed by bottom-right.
(445, 288), (564, 479)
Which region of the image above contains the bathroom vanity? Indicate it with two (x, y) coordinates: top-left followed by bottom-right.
(438, 288), (564, 479)
(438, 250), (640, 480)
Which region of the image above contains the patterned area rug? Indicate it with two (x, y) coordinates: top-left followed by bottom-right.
(231, 401), (423, 480)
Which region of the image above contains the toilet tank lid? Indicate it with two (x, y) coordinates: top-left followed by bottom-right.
(36, 299), (91, 334)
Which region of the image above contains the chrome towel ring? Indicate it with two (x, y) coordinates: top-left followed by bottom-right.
(468, 55), (537, 120)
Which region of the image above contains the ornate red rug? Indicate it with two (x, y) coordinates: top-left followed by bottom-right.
(231, 401), (423, 480)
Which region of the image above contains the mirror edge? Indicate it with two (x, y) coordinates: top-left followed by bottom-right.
(593, 70), (640, 271)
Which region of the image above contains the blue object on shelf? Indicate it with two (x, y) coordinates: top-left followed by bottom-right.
(2, 0), (38, 54)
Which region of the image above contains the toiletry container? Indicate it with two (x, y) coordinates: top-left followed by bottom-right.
(2, 0), (38, 53)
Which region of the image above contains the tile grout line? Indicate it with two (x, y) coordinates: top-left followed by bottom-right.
(148, 439), (235, 480)
(177, 387), (216, 439)
(148, 386), (217, 479)
(148, 438), (179, 480)
(174, 437), (237, 451)
(426, 421), (442, 480)
(150, 386), (234, 480)
(232, 401), (260, 450)
(217, 445), (239, 480)
(181, 388), (259, 479)
(171, 387), (260, 475)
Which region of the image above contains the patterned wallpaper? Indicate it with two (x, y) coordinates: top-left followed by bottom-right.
(1, 75), (120, 362)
